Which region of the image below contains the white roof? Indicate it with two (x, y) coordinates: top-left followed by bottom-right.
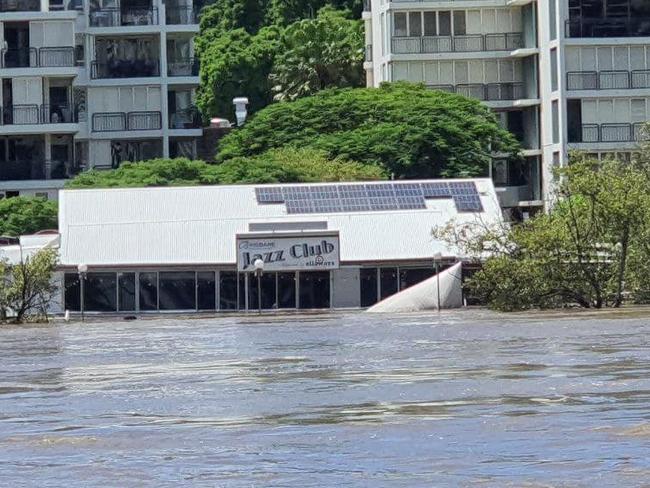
(0, 234), (60, 265)
(58, 179), (504, 267)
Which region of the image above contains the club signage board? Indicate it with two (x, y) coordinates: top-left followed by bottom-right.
(236, 233), (340, 272)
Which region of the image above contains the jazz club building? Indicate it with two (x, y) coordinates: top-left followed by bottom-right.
(56, 179), (504, 314)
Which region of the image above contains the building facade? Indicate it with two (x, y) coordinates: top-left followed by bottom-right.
(47, 179), (502, 314)
(364, 0), (650, 217)
(0, 0), (202, 199)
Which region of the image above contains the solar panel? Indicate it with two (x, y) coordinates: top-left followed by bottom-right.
(449, 181), (477, 195)
(394, 183), (423, 197)
(255, 187), (284, 204)
(397, 196), (427, 210)
(421, 182), (452, 199)
(454, 194), (483, 213)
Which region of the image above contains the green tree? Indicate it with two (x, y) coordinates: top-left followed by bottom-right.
(438, 155), (650, 311)
(0, 197), (58, 237)
(196, 27), (282, 119)
(217, 82), (520, 178)
(270, 8), (364, 102)
(66, 151), (385, 189)
(0, 249), (58, 323)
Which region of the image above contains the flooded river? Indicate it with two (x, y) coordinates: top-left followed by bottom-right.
(1, 311), (650, 487)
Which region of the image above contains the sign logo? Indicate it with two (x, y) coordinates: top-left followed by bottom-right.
(236, 234), (340, 272)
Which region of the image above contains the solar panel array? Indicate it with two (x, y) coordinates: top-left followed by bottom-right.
(255, 182), (483, 214)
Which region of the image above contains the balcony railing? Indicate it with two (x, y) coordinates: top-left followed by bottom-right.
(0, 0), (39, 11)
(169, 107), (202, 129)
(391, 33), (523, 54)
(92, 111), (162, 132)
(167, 58), (199, 77)
(0, 160), (45, 181)
(89, 7), (159, 27)
(1, 47), (75, 68)
(427, 82), (526, 101)
(567, 70), (650, 91)
(0, 104), (77, 125)
(574, 123), (647, 143)
(566, 18), (650, 38)
(165, 6), (197, 24)
(91, 60), (160, 79)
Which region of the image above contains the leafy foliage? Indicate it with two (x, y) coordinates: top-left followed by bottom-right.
(0, 249), (58, 323)
(196, 0), (363, 118)
(66, 151), (385, 189)
(217, 82), (520, 178)
(0, 197), (58, 236)
(270, 8), (364, 102)
(438, 154), (650, 311)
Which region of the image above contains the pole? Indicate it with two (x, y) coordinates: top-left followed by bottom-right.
(435, 261), (441, 312)
(257, 271), (262, 315)
(80, 273), (85, 322)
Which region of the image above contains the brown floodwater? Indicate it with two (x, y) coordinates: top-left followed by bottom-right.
(1, 310), (649, 486)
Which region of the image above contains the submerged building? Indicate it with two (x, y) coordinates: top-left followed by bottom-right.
(0, 0), (202, 200)
(50, 179), (503, 314)
(363, 0), (650, 217)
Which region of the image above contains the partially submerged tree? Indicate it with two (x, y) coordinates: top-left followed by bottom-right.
(0, 249), (58, 323)
(437, 155), (650, 311)
(217, 82), (521, 178)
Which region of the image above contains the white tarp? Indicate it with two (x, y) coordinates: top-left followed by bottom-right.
(367, 262), (463, 313)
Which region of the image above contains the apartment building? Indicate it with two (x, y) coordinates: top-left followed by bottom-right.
(0, 0), (202, 199)
(364, 0), (650, 217)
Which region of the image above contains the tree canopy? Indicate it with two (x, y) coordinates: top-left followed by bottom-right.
(270, 8), (364, 102)
(0, 197), (58, 237)
(66, 150), (385, 189)
(217, 82), (521, 178)
(196, 1), (363, 119)
(438, 154), (650, 311)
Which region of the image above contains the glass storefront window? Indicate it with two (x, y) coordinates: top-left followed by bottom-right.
(85, 272), (117, 312)
(64, 273), (80, 311)
(118, 272), (136, 311)
(399, 268), (435, 291)
(248, 273), (277, 310)
(139, 272), (158, 311)
(299, 271), (330, 309)
(159, 272), (196, 310)
(197, 272), (216, 310)
(219, 271), (238, 311)
(277, 272), (296, 309)
(360, 268), (379, 307)
(380, 268), (398, 300)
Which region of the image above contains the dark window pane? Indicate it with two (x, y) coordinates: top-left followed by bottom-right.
(380, 268), (398, 300)
(299, 271), (330, 309)
(439, 11), (451, 36)
(139, 272), (158, 311)
(277, 272), (296, 309)
(159, 272), (196, 310)
(394, 12), (407, 36)
(219, 271), (238, 310)
(239, 273), (246, 310)
(423, 12), (437, 36)
(64, 273), (80, 311)
(118, 272), (136, 311)
(409, 12), (422, 36)
(360, 268), (379, 307)
(248, 273), (277, 310)
(453, 11), (466, 35)
(197, 271), (216, 310)
(399, 268), (434, 291)
(85, 272), (117, 312)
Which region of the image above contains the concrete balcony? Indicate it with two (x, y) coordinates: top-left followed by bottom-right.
(89, 7), (159, 28)
(427, 82), (535, 102)
(391, 32), (523, 55)
(571, 123), (647, 144)
(91, 59), (160, 79)
(91, 111), (162, 133)
(0, 104), (79, 134)
(566, 70), (650, 91)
